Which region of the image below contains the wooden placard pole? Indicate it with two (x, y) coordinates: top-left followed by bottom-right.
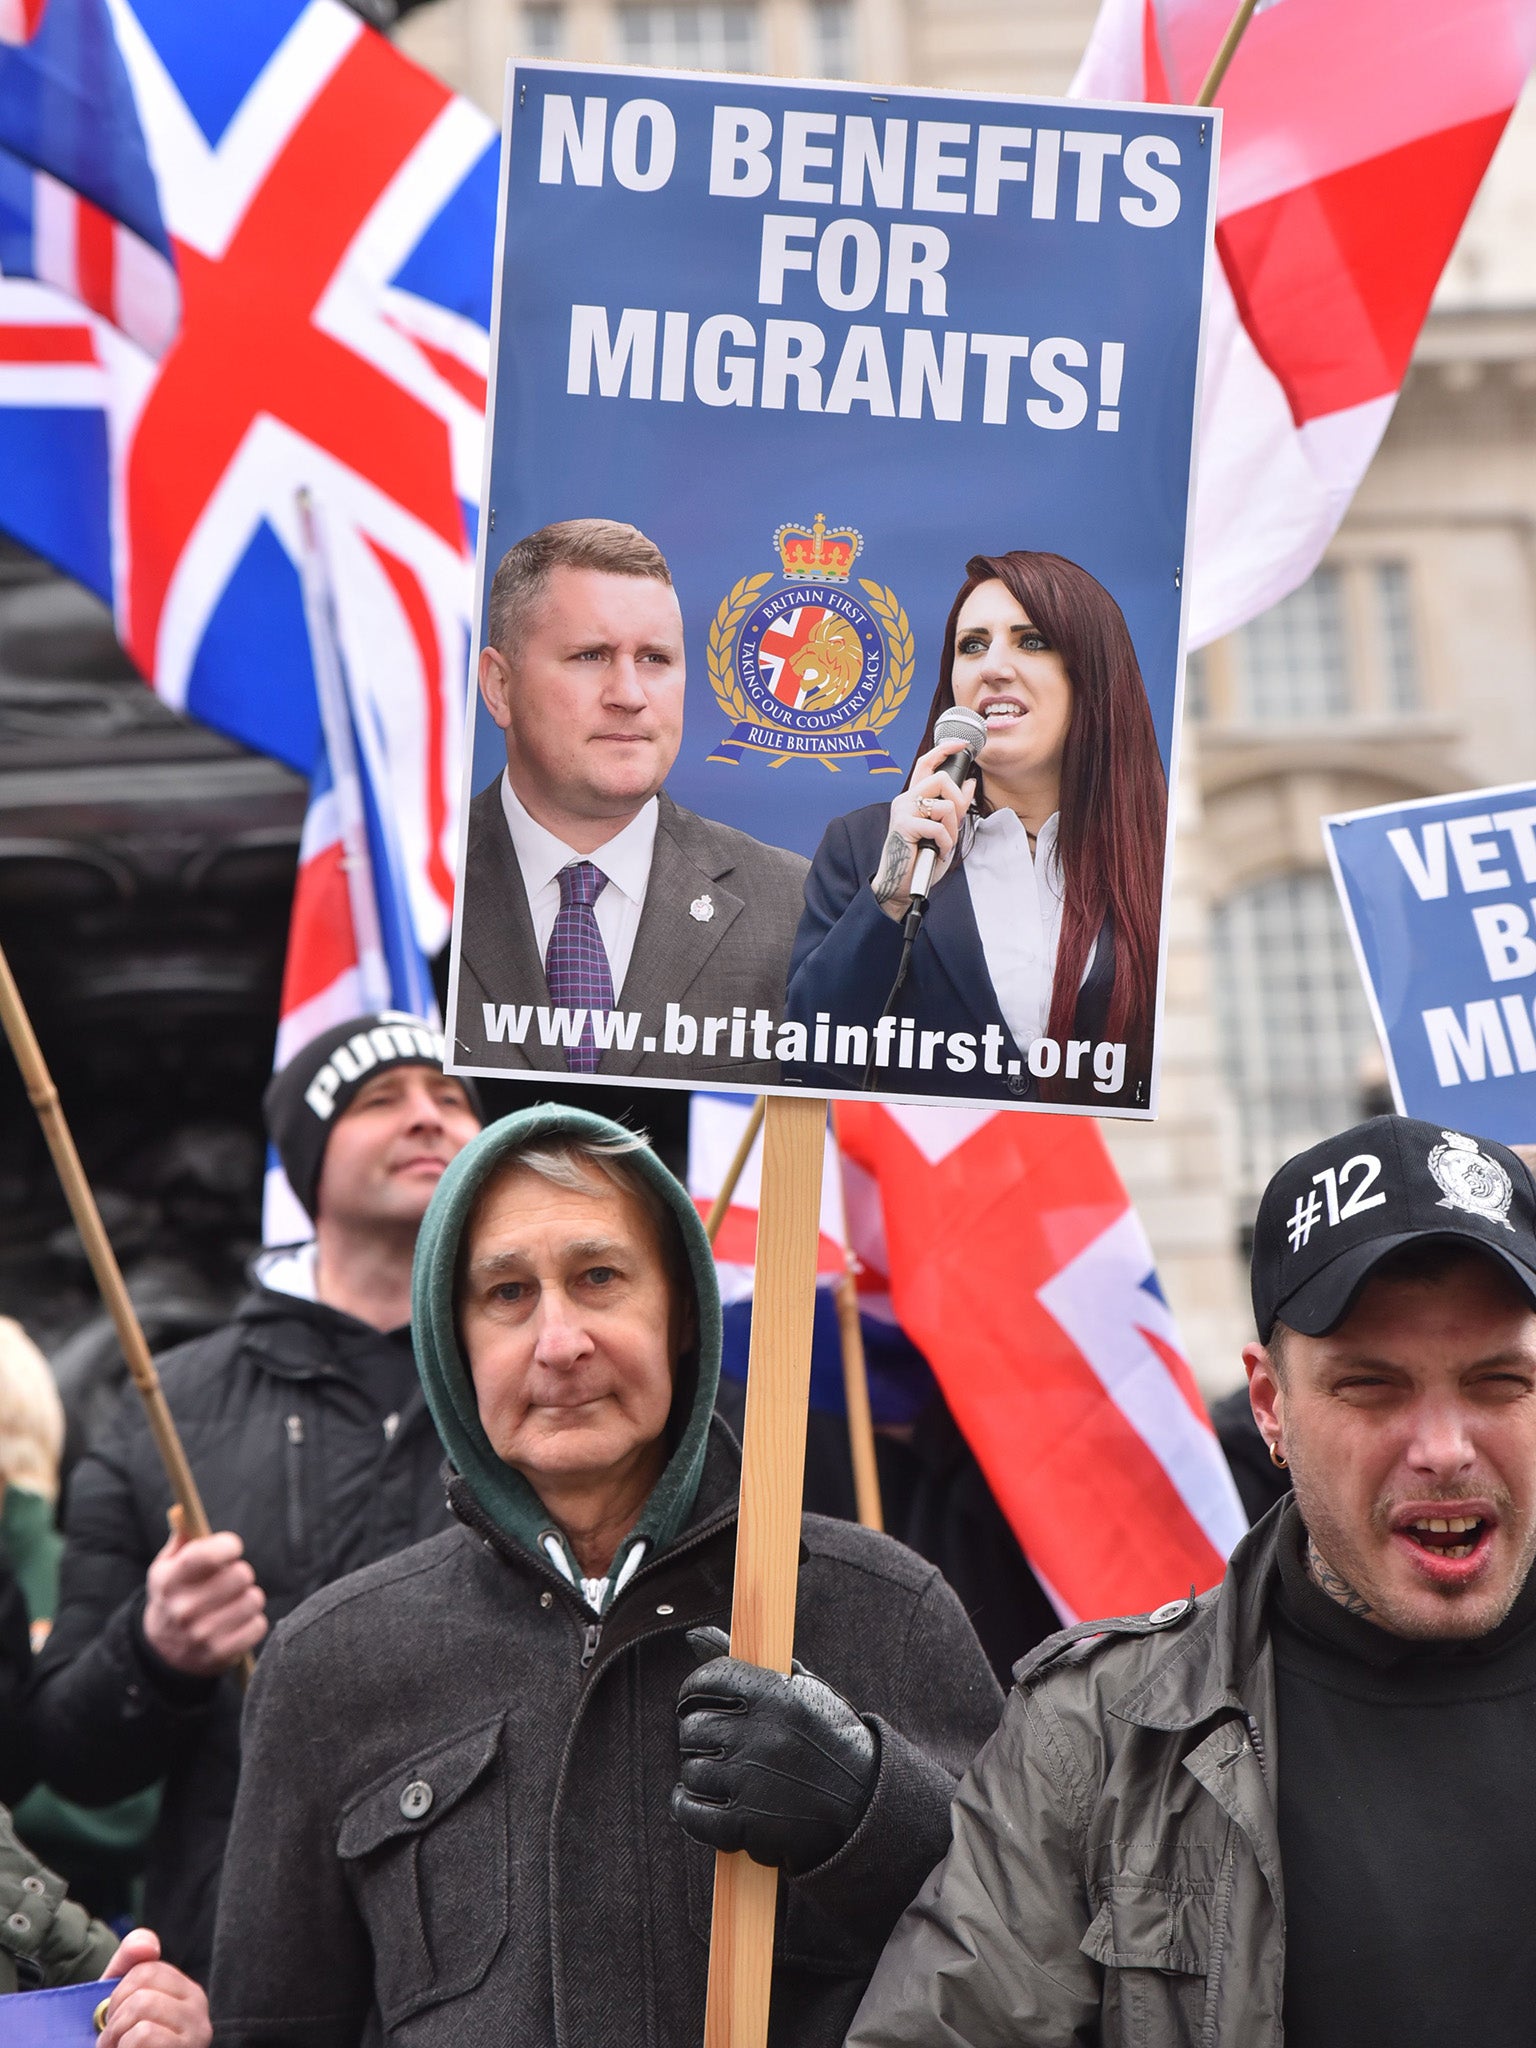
(703, 1092), (827, 2048)
(0, 939), (249, 1681)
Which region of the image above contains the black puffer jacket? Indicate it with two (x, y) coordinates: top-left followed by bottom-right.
(30, 1268), (452, 1981)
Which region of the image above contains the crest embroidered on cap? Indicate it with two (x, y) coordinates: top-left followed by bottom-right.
(1428, 1131), (1515, 1231)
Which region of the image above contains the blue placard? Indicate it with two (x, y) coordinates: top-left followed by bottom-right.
(1326, 783), (1536, 1143)
(3, 1978), (109, 2045)
(448, 62), (1218, 1114)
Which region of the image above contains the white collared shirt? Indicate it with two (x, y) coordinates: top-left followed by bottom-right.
(963, 808), (1072, 1051)
(500, 772), (658, 998)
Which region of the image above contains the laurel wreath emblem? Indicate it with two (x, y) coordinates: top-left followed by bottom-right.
(706, 571), (914, 735)
(857, 580), (914, 732)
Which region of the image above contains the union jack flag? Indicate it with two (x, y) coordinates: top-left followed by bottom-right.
(0, 0), (495, 1244)
(692, 1093), (1246, 1624)
(0, 0), (178, 349)
(0, 0), (495, 1080)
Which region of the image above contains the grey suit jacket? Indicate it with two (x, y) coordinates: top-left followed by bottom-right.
(450, 781), (810, 1084)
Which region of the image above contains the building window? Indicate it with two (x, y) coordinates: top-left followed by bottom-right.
(522, 1), (565, 55)
(615, 3), (761, 71)
(1211, 870), (1379, 1204)
(1236, 566), (1349, 723)
(810, 0), (855, 76)
(1375, 561), (1422, 712)
(1200, 560), (1426, 726)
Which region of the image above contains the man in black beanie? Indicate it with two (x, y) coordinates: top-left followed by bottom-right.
(30, 1013), (481, 1983)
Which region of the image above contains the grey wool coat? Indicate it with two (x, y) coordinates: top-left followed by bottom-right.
(209, 1425), (1002, 2048)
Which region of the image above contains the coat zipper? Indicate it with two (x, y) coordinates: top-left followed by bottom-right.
(284, 1413), (306, 1554)
(580, 1621), (602, 1669)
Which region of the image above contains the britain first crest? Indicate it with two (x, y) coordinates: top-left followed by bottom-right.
(1428, 1130), (1516, 1230)
(706, 514), (912, 772)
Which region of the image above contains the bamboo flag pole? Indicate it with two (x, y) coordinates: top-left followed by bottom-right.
(704, 1093), (826, 2048)
(0, 940), (248, 1666)
(704, 1096), (766, 1247)
(833, 1266), (883, 1533)
(1196, 0), (1261, 105)
(829, 1104), (883, 1534)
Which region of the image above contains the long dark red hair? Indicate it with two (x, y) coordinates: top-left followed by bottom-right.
(913, 551), (1167, 1078)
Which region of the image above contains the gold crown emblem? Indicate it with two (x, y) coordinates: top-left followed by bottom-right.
(773, 513), (863, 584)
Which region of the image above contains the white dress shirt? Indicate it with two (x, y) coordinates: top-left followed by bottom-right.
(500, 772), (659, 998)
(962, 808), (1084, 1050)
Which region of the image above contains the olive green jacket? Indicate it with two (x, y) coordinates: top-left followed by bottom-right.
(846, 1504), (1292, 2048)
(0, 1803), (118, 1996)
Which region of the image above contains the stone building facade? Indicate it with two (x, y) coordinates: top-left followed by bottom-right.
(394, 0), (1536, 1390)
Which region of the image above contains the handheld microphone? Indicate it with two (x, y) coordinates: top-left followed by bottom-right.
(906, 704), (988, 918)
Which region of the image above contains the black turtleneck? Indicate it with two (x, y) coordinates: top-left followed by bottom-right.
(1273, 1528), (1536, 2047)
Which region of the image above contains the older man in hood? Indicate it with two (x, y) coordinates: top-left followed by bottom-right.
(209, 1107), (1000, 2047)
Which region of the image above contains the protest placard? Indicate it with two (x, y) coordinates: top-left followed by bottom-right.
(445, 63), (1219, 1119)
(1326, 782), (1536, 1145)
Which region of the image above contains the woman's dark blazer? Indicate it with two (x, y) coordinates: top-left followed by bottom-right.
(783, 801), (1139, 1105)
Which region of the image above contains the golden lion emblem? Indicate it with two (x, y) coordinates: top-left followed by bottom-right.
(786, 613), (864, 711)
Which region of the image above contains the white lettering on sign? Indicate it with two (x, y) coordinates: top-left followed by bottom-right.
(1472, 903), (1536, 982)
(564, 303), (1119, 428)
(540, 95), (607, 186)
(1446, 814), (1511, 893)
(1424, 999), (1518, 1086)
(1493, 806), (1536, 881)
(695, 105), (1184, 224)
(1387, 821), (1448, 900)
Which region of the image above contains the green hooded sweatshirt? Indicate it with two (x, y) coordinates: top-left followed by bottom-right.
(411, 1105), (723, 1613)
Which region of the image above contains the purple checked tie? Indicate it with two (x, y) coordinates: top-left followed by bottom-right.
(544, 860), (614, 1074)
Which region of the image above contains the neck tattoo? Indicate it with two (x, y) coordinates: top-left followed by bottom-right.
(1306, 1536), (1378, 1622)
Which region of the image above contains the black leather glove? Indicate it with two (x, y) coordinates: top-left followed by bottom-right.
(671, 1625), (878, 1875)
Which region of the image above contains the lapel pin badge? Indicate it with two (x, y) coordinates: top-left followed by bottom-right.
(689, 894), (715, 923)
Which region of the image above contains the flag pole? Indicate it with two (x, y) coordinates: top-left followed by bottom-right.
(1196, 0), (1261, 104)
(704, 1093), (826, 2048)
(833, 1264), (883, 1532)
(828, 1104), (883, 1532)
(0, 940), (251, 1682)
(704, 1096), (766, 1247)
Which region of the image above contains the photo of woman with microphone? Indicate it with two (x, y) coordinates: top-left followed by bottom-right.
(782, 549), (1168, 1106)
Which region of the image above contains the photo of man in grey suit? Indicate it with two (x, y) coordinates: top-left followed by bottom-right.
(449, 518), (809, 1084)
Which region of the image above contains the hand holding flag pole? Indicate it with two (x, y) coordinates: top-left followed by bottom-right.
(0, 939), (252, 1687)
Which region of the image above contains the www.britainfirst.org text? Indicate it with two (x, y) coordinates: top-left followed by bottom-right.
(479, 1001), (1129, 1091)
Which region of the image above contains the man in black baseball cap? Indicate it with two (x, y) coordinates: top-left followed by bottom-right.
(31, 1014), (481, 1982)
(848, 1112), (1536, 2048)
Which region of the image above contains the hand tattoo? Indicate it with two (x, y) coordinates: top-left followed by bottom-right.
(1306, 1537), (1378, 1621)
(871, 831), (910, 905)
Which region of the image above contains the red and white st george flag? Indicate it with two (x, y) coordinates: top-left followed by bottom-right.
(0, 0), (46, 46)
(836, 1103), (1246, 1624)
(1074, 0), (1536, 646)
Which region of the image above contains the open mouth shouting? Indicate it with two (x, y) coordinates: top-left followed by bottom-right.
(1390, 1506), (1498, 1583)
